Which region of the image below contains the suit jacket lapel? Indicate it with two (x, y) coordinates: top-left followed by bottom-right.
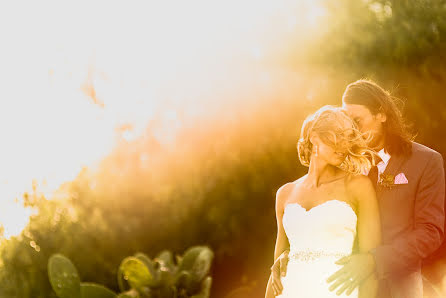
(376, 153), (409, 195)
(382, 153), (407, 178)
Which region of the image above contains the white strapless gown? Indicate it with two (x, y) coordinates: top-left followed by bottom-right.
(277, 199), (358, 298)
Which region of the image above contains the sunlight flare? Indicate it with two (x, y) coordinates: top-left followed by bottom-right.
(0, 0), (327, 238)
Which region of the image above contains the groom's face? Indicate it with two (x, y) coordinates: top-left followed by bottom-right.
(342, 103), (386, 149)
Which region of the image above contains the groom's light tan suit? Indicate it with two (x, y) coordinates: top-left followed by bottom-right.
(366, 142), (445, 298)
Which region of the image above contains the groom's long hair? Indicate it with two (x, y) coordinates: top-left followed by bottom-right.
(342, 79), (414, 156)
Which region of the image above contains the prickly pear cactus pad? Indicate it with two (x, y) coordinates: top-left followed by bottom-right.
(178, 246), (207, 272)
(133, 253), (156, 277)
(80, 282), (117, 298)
(48, 254), (81, 298)
(156, 250), (174, 264)
(190, 248), (214, 281)
(191, 276), (212, 298)
(118, 257), (154, 292)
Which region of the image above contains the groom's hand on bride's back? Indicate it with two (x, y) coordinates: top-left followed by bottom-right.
(270, 250), (289, 295)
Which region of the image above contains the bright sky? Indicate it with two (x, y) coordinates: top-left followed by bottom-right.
(0, 0), (325, 239)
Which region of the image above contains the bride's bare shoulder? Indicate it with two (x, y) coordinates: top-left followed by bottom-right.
(345, 173), (373, 186)
(276, 175), (306, 204)
(345, 173), (375, 198)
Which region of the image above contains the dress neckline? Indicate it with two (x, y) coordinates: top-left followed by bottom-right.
(284, 199), (357, 217)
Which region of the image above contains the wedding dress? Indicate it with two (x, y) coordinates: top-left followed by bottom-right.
(277, 199), (358, 298)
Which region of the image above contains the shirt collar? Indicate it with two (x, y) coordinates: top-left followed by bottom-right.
(377, 148), (391, 165)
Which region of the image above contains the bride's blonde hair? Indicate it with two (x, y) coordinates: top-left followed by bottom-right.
(297, 105), (376, 175)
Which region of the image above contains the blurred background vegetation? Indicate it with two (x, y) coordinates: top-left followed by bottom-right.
(1, 0), (446, 297)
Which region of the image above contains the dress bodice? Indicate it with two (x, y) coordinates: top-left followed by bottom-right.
(277, 200), (359, 297)
(283, 199), (357, 258)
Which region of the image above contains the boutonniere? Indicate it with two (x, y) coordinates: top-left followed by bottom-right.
(378, 173), (396, 189)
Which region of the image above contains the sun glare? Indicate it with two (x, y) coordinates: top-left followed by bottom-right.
(305, 3), (327, 27)
(0, 0), (326, 239)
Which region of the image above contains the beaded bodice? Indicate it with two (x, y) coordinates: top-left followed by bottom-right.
(276, 200), (359, 298)
(283, 200), (357, 261)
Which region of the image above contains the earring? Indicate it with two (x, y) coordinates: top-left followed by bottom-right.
(314, 145), (318, 157)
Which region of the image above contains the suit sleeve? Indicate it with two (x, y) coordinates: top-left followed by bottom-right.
(373, 151), (445, 279)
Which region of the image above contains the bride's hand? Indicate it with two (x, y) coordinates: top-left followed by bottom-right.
(270, 250), (289, 296)
(326, 253), (375, 295)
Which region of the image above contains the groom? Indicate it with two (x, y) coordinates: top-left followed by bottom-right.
(270, 79), (445, 298)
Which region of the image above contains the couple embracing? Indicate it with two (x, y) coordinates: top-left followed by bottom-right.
(265, 79), (445, 298)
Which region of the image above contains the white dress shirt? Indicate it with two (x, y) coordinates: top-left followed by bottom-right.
(377, 148), (391, 176)
(363, 148), (391, 177)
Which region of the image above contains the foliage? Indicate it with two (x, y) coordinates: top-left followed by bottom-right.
(48, 254), (82, 298)
(47, 247), (213, 298)
(304, 0), (446, 73)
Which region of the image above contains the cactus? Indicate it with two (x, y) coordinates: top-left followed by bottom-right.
(134, 253), (160, 288)
(48, 245), (213, 298)
(117, 289), (140, 298)
(158, 267), (176, 287)
(118, 257), (155, 292)
(178, 247), (206, 272)
(191, 276), (212, 298)
(80, 282), (117, 298)
(160, 246), (213, 297)
(135, 246), (213, 297)
(174, 270), (191, 289)
(155, 250), (175, 273)
(175, 246), (214, 295)
(48, 254), (81, 298)
(134, 253), (157, 277)
(189, 248), (213, 282)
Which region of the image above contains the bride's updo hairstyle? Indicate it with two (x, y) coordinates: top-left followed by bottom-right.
(297, 105), (374, 175)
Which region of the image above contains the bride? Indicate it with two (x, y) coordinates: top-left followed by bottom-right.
(265, 106), (381, 298)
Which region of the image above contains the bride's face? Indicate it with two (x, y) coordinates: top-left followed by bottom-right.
(312, 131), (352, 167)
(319, 143), (347, 166)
